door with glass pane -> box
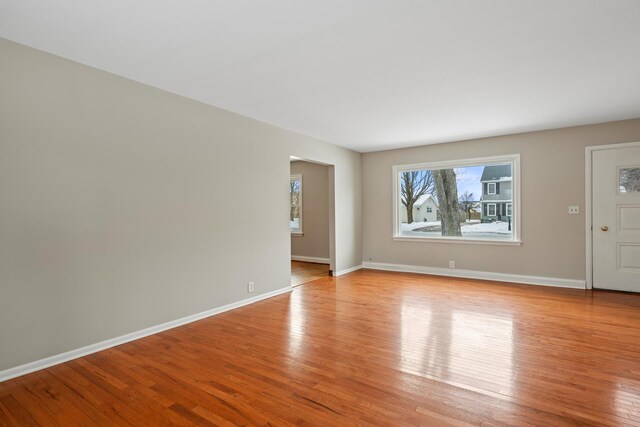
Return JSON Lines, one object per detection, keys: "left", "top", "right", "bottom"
{"left": 592, "top": 145, "right": 640, "bottom": 292}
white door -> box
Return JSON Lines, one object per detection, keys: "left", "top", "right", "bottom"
{"left": 592, "top": 145, "right": 640, "bottom": 292}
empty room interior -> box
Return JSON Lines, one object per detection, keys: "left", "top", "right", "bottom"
{"left": 2, "top": 1, "right": 640, "bottom": 425}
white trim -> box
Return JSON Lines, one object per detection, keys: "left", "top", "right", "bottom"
{"left": 506, "top": 202, "right": 513, "bottom": 217}
{"left": 585, "top": 146, "right": 593, "bottom": 289}
{"left": 392, "top": 236, "right": 522, "bottom": 246}
{"left": 0, "top": 286, "right": 292, "bottom": 383}
{"left": 392, "top": 154, "right": 521, "bottom": 243}
{"left": 393, "top": 154, "right": 523, "bottom": 172}
{"left": 392, "top": 165, "right": 400, "bottom": 238}
{"left": 362, "top": 262, "right": 586, "bottom": 289}
{"left": 585, "top": 140, "right": 640, "bottom": 290}
{"left": 487, "top": 203, "right": 497, "bottom": 216}
{"left": 333, "top": 264, "right": 362, "bottom": 276}
{"left": 487, "top": 182, "right": 497, "bottom": 195}
{"left": 291, "top": 255, "right": 330, "bottom": 264}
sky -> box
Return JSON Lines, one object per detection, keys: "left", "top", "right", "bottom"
{"left": 454, "top": 166, "right": 483, "bottom": 201}
{"left": 402, "top": 165, "right": 501, "bottom": 203}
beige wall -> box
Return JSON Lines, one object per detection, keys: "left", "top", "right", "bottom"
{"left": 362, "top": 119, "right": 640, "bottom": 280}
{"left": 290, "top": 161, "right": 330, "bottom": 260}
{"left": 0, "top": 38, "right": 362, "bottom": 372}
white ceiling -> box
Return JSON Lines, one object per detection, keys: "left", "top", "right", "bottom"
{"left": 2, "top": 1, "right": 640, "bottom": 152}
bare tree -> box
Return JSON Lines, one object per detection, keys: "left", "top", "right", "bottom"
{"left": 620, "top": 168, "right": 640, "bottom": 192}
{"left": 434, "top": 169, "right": 461, "bottom": 236}
{"left": 458, "top": 191, "right": 475, "bottom": 221}
{"left": 400, "top": 170, "right": 434, "bottom": 223}
{"left": 290, "top": 180, "right": 300, "bottom": 221}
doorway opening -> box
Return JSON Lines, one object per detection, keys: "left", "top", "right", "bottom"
{"left": 289, "top": 157, "right": 336, "bottom": 286}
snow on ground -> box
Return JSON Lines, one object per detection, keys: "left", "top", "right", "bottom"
{"left": 400, "top": 221, "right": 441, "bottom": 231}
{"left": 461, "top": 221, "right": 511, "bottom": 235}
{"left": 401, "top": 220, "right": 512, "bottom": 239}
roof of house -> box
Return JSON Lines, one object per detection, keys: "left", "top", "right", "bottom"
{"left": 415, "top": 194, "right": 438, "bottom": 207}
{"left": 481, "top": 164, "right": 512, "bottom": 181}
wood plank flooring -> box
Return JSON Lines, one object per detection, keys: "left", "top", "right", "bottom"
{"left": 291, "top": 261, "right": 330, "bottom": 286}
{"left": 1, "top": 269, "right": 640, "bottom": 426}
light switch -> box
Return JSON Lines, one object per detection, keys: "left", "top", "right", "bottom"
{"left": 568, "top": 205, "right": 580, "bottom": 215}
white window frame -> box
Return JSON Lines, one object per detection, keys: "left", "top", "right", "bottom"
{"left": 487, "top": 182, "right": 497, "bottom": 195}
{"left": 506, "top": 202, "right": 512, "bottom": 217}
{"left": 290, "top": 174, "right": 303, "bottom": 235}
{"left": 487, "top": 203, "right": 497, "bottom": 216}
{"left": 392, "top": 154, "right": 521, "bottom": 246}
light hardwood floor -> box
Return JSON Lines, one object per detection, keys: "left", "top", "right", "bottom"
{"left": 291, "top": 260, "right": 330, "bottom": 287}
{"left": 1, "top": 270, "right": 640, "bottom": 425}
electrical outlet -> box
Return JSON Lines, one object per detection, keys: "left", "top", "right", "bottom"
{"left": 449, "top": 260, "right": 455, "bottom": 269}
{"left": 247, "top": 282, "right": 255, "bottom": 293}
{"left": 568, "top": 205, "right": 579, "bottom": 215}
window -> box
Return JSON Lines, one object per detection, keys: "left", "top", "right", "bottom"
{"left": 393, "top": 154, "right": 520, "bottom": 244}
{"left": 619, "top": 167, "right": 640, "bottom": 193}
{"left": 290, "top": 174, "right": 302, "bottom": 234}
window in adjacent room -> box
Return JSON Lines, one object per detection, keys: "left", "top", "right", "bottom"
{"left": 290, "top": 174, "right": 302, "bottom": 234}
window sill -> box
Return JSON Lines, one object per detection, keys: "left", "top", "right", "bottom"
{"left": 392, "top": 236, "right": 522, "bottom": 246}
{"left": 291, "top": 232, "right": 304, "bottom": 236}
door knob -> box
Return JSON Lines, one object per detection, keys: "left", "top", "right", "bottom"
{"left": 601, "top": 226, "right": 609, "bottom": 232}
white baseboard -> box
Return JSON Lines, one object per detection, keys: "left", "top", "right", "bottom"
{"left": 291, "top": 255, "right": 330, "bottom": 264}
{"left": 362, "top": 262, "right": 586, "bottom": 289}
{"left": 333, "top": 264, "right": 363, "bottom": 276}
{"left": 0, "top": 286, "right": 292, "bottom": 383}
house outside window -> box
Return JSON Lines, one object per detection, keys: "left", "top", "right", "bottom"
{"left": 393, "top": 154, "right": 520, "bottom": 244}
{"left": 480, "top": 164, "right": 513, "bottom": 225}
{"left": 290, "top": 174, "right": 302, "bottom": 234}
